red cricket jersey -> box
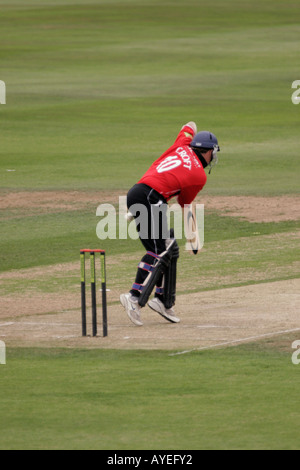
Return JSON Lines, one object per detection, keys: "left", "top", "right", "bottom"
{"left": 138, "top": 124, "right": 207, "bottom": 207}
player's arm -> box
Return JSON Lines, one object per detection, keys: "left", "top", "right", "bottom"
{"left": 173, "top": 122, "right": 198, "bottom": 147}
{"left": 182, "top": 121, "right": 197, "bottom": 136}
{"left": 177, "top": 185, "right": 199, "bottom": 208}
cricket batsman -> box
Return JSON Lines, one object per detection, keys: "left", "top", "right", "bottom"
{"left": 120, "top": 122, "right": 220, "bottom": 326}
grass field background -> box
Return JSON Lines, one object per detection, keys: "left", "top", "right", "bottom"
{"left": 1, "top": 344, "right": 299, "bottom": 450}
{"left": 0, "top": 0, "right": 299, "bottom": 450}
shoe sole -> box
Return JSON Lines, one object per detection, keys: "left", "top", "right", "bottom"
{"left": 148, "top": 300, "right": 180, "bottom": 324}
{"left": 120, "top": 294, "right": 143, "bottom": 327}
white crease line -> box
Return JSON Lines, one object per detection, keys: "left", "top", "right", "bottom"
{"left": 1, "top": 321, "right": 79, "bottom": 327}
{"left": 53, "top": 335, "right": 79, "bottom": 339}
{"left": 196, "top": 325, "right": 233, "bottom": 329}
{"left": 169, "top": 328, "right": 300, "bottom": 356}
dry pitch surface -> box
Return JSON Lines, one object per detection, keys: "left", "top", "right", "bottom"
{"left": 0, "top": 278, "right": 299, "bottom": 352}
{"left": 1, "top": 192, "right": 299, "bottom": 352}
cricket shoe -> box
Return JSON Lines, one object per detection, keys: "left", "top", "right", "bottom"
{"left": 120, "top": 293, "right": 143, "bottom": 327}
{"left": 148, "top": 297, "right": 180, "bottom": 324}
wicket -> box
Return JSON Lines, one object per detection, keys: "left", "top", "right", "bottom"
{"left": 80, "top": 249, "right": 108, "bottom": 337}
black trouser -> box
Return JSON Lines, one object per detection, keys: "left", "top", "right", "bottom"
{"left": 127, "top": 184, "right": 169, "bottom": 299}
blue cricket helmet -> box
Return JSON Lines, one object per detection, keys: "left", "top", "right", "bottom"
{"left": 190, "top": 131, "right": 220, "bottom": 173}
{"left": 190, "top": 131, "right": 220, "bottom": 152}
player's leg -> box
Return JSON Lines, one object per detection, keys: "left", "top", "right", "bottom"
{"left": 161, "top": 229, "right": 179, "bottom": 309}
{"left": 121, "top": 184, "right": 180, "bottom": 325}
{"left": 121, "top": 184, "right": 167, "bottom": 325}
{"left": 137, "top": 238, "right": 175, "bottom": 307}
{"left": 127, "top": 184, "right": 168, "bottom": 295}
{"left": 148, "top": 234, "right": 180, "bottom": 323}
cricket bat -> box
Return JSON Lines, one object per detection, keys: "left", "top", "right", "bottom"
{"left": 184, "top": 202, "right": 201, "bottom": 255}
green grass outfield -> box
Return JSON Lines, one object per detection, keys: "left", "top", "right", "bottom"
{"left": 0, "top": 342, "right": 299, "bottom": 451}
{"left": 0, "top": 0, "right": 299, "bottom": 450}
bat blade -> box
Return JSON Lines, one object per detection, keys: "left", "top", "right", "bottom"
{"left": 184, "top": 203, "right": 201, "bottom": 255}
